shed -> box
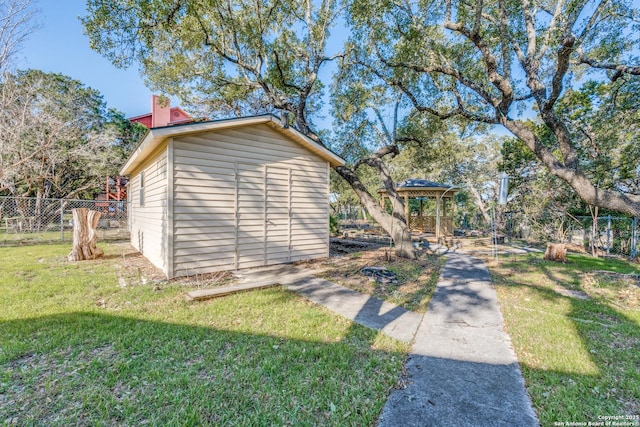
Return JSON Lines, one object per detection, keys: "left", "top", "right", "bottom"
{"left": 378, "top": 179, "right": 458, "bottom": 239}
{"left": 120, "top": 114, "right": 345, "bottom": 279}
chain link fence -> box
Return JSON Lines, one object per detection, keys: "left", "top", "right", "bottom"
{"left": 565, "top": 215, "right": 638, "bottom": 258}
{"left": 0, "top": 196, "right": 129, "bottom": 246}
{"left": 504, "top": 212, "right": 638, "bottom": 259}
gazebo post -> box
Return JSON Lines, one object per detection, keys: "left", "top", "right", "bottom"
{"left": 419, "top": 198, "right": 424, "bottom": 231}
{"left": 443, "top": 197, "right": 448, "bottom": 235}
{"left": 436, "top": 196, "right": 441, "bottom": 241}
{"left": 403, "top": 192, "right": 410, "bottom": 227}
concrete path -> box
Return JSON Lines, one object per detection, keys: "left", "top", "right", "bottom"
{"left": 377, "top": 252, "right": 539, "bottom": 426}
{"left": 234, "top": 264, "right": 422, "bottom": 343}
{"left": 234, "top": 255, "right": 539, "bottom": 426}
{"left": 284, "top": 276, "right": 423, "bottom": 343}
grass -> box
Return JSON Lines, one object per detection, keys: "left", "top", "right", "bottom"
{"left": 0, "top": 228, "right": 128, "bottom": 246}
{"left": 0, "top": 243, "right": 409, "bottom": 426}
{"left": 487, "top": 251, "right": 640, "bottom": 425}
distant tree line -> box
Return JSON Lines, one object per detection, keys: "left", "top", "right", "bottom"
{"left": 0, "top": 0, "right": 146, "bottom": 201}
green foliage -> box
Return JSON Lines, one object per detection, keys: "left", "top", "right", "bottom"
{"left": 329, "top": 214, "right": 340, "bottom": 235}
{"left": 499, "top": 78, "right": 640, "bottom": 239}
{"left": 555, "top": 78, "right": 640, "bottom": 193}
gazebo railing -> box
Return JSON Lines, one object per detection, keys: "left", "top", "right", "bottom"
{"left": 409, "top": 215, "right": 454, "bottom": 235}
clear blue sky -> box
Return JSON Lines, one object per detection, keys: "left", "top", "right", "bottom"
{"left": 19, "top": 0, "right": 154, "bottom": 118}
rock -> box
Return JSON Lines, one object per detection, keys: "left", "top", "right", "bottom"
{"left": 362, "top": 267, "right": 398, "bottom": 284}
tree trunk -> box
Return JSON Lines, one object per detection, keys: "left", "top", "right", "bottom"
{"left": 466, "top": 180, "right": 492, "bottom": 226}
{"left": 335, "top": 166, "right": 416, "bottom": 259}
{"left": 67, "top": 208, "right": 104, "bottom": 261}
{"left": 544, "top": 243, "right": 567, "bottom": 263}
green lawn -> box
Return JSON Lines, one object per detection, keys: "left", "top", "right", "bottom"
{"left": 488, "top": 252, "right": 640, "bottom": 425}
{"left": 0, "top": 228, "right": 128, "bottom": 246}
{"left": 0, "top": 243, "right": 409, "bottom": 426}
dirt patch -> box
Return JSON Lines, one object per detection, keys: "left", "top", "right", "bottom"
{"left": 299, "top": 241, "right": 444, "bottom": 313}
{"left": 583, "top": 272, "right": 640, "bottom": 309}
{"left": 86, "top": 241, "right": 438, "bottom": 309}
{"left": 100, "top": 243, "right": 236, "bottom": 290}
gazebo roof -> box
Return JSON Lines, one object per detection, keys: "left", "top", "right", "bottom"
{"left": 396, "top": 179, "right": 456, "bottom": 190}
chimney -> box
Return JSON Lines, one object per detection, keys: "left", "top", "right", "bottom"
{"left": 151, "top": 95, "right": 171, "bottom": 128}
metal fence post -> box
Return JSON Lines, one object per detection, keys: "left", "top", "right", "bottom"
{"left": 606, "top": 215, "right": 611, "bottom": 256}
{"left": 60, "top": 199, "right": 64, "bottom": 242}
{"left": 632, "top": 217, "right": 638, "bottom": 259}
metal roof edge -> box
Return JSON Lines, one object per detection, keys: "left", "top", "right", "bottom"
{"left": 120, "top": 114, "right": 345, "bottom": 176}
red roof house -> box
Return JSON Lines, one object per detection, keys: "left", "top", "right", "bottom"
{"left": 129, "top": 95, "right": 192, "bottom": 128}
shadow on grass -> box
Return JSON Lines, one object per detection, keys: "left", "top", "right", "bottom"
{"left": 0, "top": 309, "right": 404, "bottom": 426}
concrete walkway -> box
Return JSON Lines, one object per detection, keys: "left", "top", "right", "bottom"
{"left": 377, "top": 252, "right": 538, "bottom": 426}
{"left": 235, "top": 255, "right": 539, "bottom": 426}
{"left": 234, "top": 264, "right": 422, "bottom": 343}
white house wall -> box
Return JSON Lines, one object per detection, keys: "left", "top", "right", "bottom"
{"left": 128, "top": 143, "right": 169, "bottom": 275}
{"left": 172, "top": 123, "right": 329, "bottom": 277}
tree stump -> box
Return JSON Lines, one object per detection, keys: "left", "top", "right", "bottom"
{"left": 67, "top": 208, "right": 104, "bottom": 261}
{"left": 544, "top": 243, "right": 567, "bottom": 263}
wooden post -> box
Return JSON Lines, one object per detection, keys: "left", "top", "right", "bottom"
{"left": 67, "top": 208, "right": 104, "bottom": 261}
{"left": 404, "top": 193, "right": 409, "bottom": 227}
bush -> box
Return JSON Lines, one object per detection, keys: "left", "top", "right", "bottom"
{"left": 329, "top": 215, "right": 340, "bottom": 236}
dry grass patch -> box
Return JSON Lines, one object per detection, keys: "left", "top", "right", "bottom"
{"left": 301, "top": 244, "right": 444, "bottom": 313}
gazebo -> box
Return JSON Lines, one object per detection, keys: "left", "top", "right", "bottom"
{"left": 379, "top": 179, "right": 458, "bottom": 239}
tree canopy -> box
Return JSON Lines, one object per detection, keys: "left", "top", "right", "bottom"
{"left": 346, "top": 0, "right": 640, "bottom": 216}
{"left": 83, "top": 0, "right": 640, "bottom": 255}
{"left": 0, "top": 69, "right": 146, "bottom": 199}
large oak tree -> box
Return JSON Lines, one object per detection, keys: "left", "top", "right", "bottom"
{"left": 347, "top": 0, "right": 640, "bottom": 216}
{"left": 83, "top": 0, "right": 419, "bottom": 257}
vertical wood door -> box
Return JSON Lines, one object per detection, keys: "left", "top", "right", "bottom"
{"left": 235, "top": 163, "right": 291, "bottom": 269}
{"left": 236, "top": 163, "right": 266, "bottom": 269}
{"left": 265, "top": 166, "right": 292, "bottom": 264}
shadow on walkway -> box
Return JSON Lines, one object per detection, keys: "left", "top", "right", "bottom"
{"left": 377, "top": 252, "right": 539, "bottom": 427}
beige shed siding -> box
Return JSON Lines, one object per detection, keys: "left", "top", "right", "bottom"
{"left": 129, "top": 144, "right": 169, "bottom": 275}
{"left": 172, "top": 123, "right": 329, "bottom": 276}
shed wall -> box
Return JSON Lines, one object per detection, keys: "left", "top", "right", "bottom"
{"left": 172, "top": 123, "right": 329, "bottom": 276}
{"left": 128, "top": 143, "right": 169, "bottom": 275}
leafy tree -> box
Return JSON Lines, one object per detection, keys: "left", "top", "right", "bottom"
{"left": 500, "top": 133, "right": 586, "bottom": 241}
{"left": 0, "top": 70, "right": 143, "bottom": 199}
{"left": 347, "top": 0, "right": 640, "bottom": 217}
{"left": 83, "top": 0, "right": 419, "bottom": 257}
{"left": 0, "top": 0, "right": 39, "bottom": 74}
{"left": 500, "top": 77, "right": 640, "bottom": 245}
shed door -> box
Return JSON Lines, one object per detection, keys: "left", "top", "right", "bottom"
{"left": 235, "top": 163, "right": 291, "bottom": 269}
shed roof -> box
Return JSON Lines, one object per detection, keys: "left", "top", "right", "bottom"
{"left": 120, "top": 114, "right": 345, "bottom": 175}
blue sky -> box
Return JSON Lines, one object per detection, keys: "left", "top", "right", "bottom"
{"left": 17, "top": 1, "right": 342, "bottom": 127}
{"left": 19, "top": 0, "right": 153, "bottom": 118}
